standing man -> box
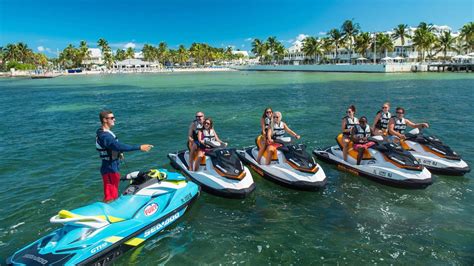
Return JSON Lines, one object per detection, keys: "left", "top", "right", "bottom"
{"left": 187, "top": 111, "right": 205, "bottom": 171}
{"left": 96, "top": 110, "right": 153, "bottom": 202}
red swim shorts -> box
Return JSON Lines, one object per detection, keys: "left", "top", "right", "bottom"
{"left": 353, "top": 141, "right": 375, "bottom": 150}
{"left": 102, "top": 172, "right": 121, "bottom": 202}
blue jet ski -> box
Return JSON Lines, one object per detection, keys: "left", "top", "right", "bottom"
{"left": 7, "top": 169, "right": 199, "bottom": 266}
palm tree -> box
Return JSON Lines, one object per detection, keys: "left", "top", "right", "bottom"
{"left": 320, "top": 37, "right": 335, "bottom": 63}
{"left": 177, "top": 45, "right": 189, "bottom": 66}
{"left": 16, "top": 42, "right": 33, "bottom": 63}
{"left": 459, "top": 22, "right": 474, "bottom": 53}
{"left": 329, "top": 29, "right": 344, "bottom": 63}
{"left": 354, "top": 32, "right": 372, "bottom": 58}
{"left": 125, "top": 47, "right": 135, "bottom": 59}
{"left": 391, "top": 24, "right": 410, "bottom": 57}
{"left": 157, "top": 42, "right": 168, "bottom": 65}
{"left": 141, "top": 44, "right": 155, "bottom": 61}
{"left": 78, "top": 40, "right": 91, "bottom": 68}
{"left": 3, "top": 43, "right": 20, "bottom": 62}
{"left": 273, "top": 42, "right": 286, "bottom": 63}
{"left": 115, "top": 49, "right": 126, "bottom": 61}
{"left": 266, "top": 36, "right": 279, "bottom": 62}
{"left": 97, "top": 38, "right": 113, "bottom": 68}
{"left": 302, "top": 36, "right": 323, "bottom": 64}
{"left": 412, "top": 22, "right": 435, "bottom": 62}
{"left": 59, "top": 44, "right": 79, "bottom": 68}
{"left": 376, "top": 33, "right": 394, "bottom": 58}
{"left": 251, "top": 38, "right": 269, "bottom": 63}
{"left": 341, "top": 19, "right": 360, "bottom": 63}
{"left": 437, "top": 31, "right": 456, "bottom": 62}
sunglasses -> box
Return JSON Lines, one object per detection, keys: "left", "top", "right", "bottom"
{"left": 346, "top": 110, "right": 352, "bottom": 113}
{"left": 396, "top": 112, "right": 404, "bottom": 114}
{"left": 266, "top": 111, "right": 273, "bottom": 113}
{"left": 196, "top": 115, "right": 203, "bottom": 118}
{"left": 382, "top": 106, "right": 389, "bottom": 109}
{"left": 106, "top": 117, "right": 115, "bottom": 120}
{"left": 204, "top": 122, "right": 211, "bottom": 125}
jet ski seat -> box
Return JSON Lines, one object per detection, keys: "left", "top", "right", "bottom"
{"left": 59, "top": 195, "right": 151, "bottom": 223}
{"left": 336, "top": 134, "right": 372, "bottom": 160}
{"left": 256, "top": 135, "right": 278, "bottom": 161}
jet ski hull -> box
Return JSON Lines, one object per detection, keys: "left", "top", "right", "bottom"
{"left": 168, "top": 150, "right": 255, "bottom": 199}
{"left": 7, "top": 170, "right": 199, "bottom": 266}
{"left": 313, "top": 147, "right": 432, "bottom": 189}
{"left": 237, "top": 147, "right": 327, "bottom": 190}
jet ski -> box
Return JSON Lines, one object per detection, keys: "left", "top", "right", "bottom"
{"left": 237, "top": 135, "right": 327, "bottom": 190}
{"left": 7, "top": 169, "right": 199, "bottom": 266}
{"left": 168, "top": 141, "right": 255, "bottom": 198}
{"left": 313, "top": 134, "right": 432, "bottom": 189}
{"left": 401, "top": 129, "right": 470, "bottom": 176}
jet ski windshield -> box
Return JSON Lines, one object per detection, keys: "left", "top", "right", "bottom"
{"left": 206, "top": 148, "right": 245, "bottom": 180}
{"left": 405, "top": 132, "right": 461, "bottom": 160}
{"left": 278, "top": 144, "right": 318, "bottom": 173}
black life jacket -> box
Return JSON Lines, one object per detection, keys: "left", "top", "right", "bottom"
{"left": 272, "top": 121, "right": 286, "bottom": 139}
{"left": 353, "top": 124, "right": 371, "bottom": 143}
{"left": 375, "top": 110, "right": 391, "bottom": 130}
{"left": 392, "top": 117, "right": 407, "bottom": 134}
{"left": 191, "top": 120, "right": 203, "bottom": 140}
{"left": 96, "top": 129, "right": 121, "bottom": 161}
{"left": 343, "top": 116, "right": 359, "bottom": 135}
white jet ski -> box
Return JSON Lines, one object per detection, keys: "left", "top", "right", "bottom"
{"left": 401, "top": 129, "right": 470, "bottom": 176}
{"left": 237, "top": 136, "right": 327, "bottom": 190}
{"left": 313, "top": 134, "right": 432, "bottom": 189}
{"left": 168, "top": 141, "right": 255, "bottom": 198}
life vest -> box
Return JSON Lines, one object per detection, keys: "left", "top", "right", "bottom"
{"left": 96, "top": 129, "right": 121, "bottom": 161}
{"left": 191, "top": 120, "right": 203, "bottom": 141}
{"left": 343, "top": 116, "right": 359, "bottom": 135}
{"left": 375, "top": 110, "right": 391, "bottom": 130}
{"left": 272, "top": 121, "right": 286, "bottom": 139}
{"left": 392, "top": 117, "right": 407, "bottom": 134}
{"left": 353, "top": 124, "right": 371, "bottom": 143}
{"left": 202, "top": 129, "right": 216, "bottom": 143}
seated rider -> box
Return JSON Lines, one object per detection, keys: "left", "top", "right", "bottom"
{"left": 388, "top": 107, "right": 429, "bottom": 142}
{"left": 188, "top": 111, "right": 205, "bottom": 171}
{"left": 260, "top": 111, "right": 300, "bottom": 165}
{"left": 351, "top": 116, "right": 375, "bottom": 165}
{"left": 372, "top": 102, "right": 391, "bottom": 136}
{"left": 256, "top": 107, "right": 273, "bottom": 164}
{"left": 195, "top": 118, "right": 227, "bottom": 171}
{"left": 341, "top": 105, "right": 358, "bottom": 162}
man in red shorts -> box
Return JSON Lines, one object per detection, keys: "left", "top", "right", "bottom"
{"left": 96, "top": 110, "right": 153, "bottom": 202}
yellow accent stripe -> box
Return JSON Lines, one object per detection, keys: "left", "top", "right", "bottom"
{"left": 58, "top": 210, "right": 124, "bottom": 223}
{"left": 105, "top": 236, "right": 123, "bottom": 243}
{"left": 125, "top": 237, "right": 145, "bottom": 246}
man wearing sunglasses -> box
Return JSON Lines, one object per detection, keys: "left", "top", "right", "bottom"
{"left": 187, "top": 111, "right": 205, "bottom": 171}
{"left": 388, "top": 107, "right": 429, "bottom": 142}
{"left": 96, "top": 110, "right": 153, "bottom": 202}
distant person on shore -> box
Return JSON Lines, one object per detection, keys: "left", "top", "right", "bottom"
{"left": 96, "top": 110, "right": 153, "bottom": 202}
{"left": 351, "top": 116, "right": 375, "bottom": 165}
{"left": 188, "top": 111, "right": 205, "bottom": 171}
{"left": 388, "top": 107, "right": 429, "bottom": 142}
{"left": 256, "top": 107, "right": 274, "bottom": 164}
{"left": 342, "top": 105, "right": 359, "bottom": 162}
{"left": 372, "top": 102, "right": 391, "bottom": 136}
{"left": 195, "top": 118, "right": 227, "bottom": 171}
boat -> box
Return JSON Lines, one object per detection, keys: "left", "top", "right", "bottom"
{"left": 313, "top": 134, "right": 432, "bottom": 189}
{"left": 7, "top": 169, "right": 199, "bottom": 266}
{"left": 401, "top": 129, "right": 470, "bottom": 176}
{"left": 237, "top": 136, "right": 327, "bottom": 190}
{"left": 168, "top": 144, "right": 255, "bottom": 198}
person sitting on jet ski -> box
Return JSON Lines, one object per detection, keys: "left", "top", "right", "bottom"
{"left": 187, "top": 111, "right": 205, "bottom": 171}
{"left": 256, "top": 107, "right": 274, "bottom": 164}
{"left": 341, "top": 105, "right": 359, "bottom": 161}
{"left": 351, "top": 116, "right": 376, "bottom": 165}
{"left": 272, "top": 111, "right": 301, "bottom": 144}
{"left": 388, "top": 107, "right": 429, "bottom": 142}
{"left": 372, "top": 102, "right": 391, "bottom": 136}
{"left": 96, "top": 110, "right": 153, "bottom": 202}
{"left": 195, "top": 118, "right": 227, "bottom": 171}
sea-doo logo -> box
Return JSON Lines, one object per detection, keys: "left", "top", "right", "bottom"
{"left": 144, "top": 212, "right": 180, "bottom": 238}
{"left": 144, "top": 203, "right": 158, "bottom": 216}
{"left": 22, "top": 254, "right": 48, "bottom": 265}
{"left": 91, "top": 242, "right": 108, "bottom": 254}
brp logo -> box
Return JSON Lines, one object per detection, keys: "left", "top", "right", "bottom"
{"left": 234, "top": 169, "right": 239, "bottom": 174}
{"left": 144, "top": 203, "right": 158, "bottom": 216}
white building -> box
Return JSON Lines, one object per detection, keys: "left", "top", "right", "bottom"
{"left": 82, "top": 48, "right": 103, "bottom": 65}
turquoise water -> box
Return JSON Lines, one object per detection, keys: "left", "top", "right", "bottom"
{"left": 0, "top": 72, "right": 473, "bottom": 264}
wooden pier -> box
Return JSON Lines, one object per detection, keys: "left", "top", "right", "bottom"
{"left": 427, "top": 63, "right": 474, "bottom": 72}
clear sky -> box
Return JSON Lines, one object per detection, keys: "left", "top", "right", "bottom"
{"left": 0, "top": 0, "right": 472, "bottom": 56}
